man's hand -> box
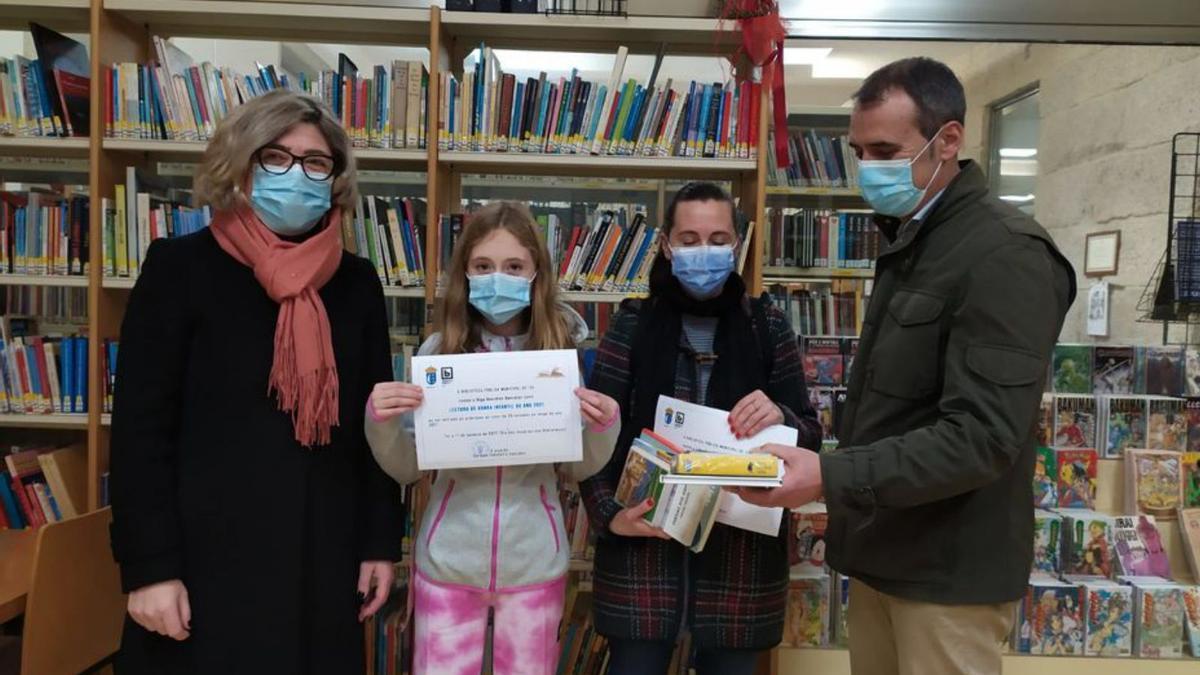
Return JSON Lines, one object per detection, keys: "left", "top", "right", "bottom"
{"left": 734, "top": 443, "right": 823, "bottom": 509}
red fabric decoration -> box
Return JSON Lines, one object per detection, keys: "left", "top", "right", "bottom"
{"left": 718, "top": 1, "right": 790, "bottom": 168}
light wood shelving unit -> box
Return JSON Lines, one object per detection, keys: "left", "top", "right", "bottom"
{"left": 0, "top": 274, "right": 90, "bottom": 288}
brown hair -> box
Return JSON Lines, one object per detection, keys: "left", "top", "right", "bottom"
{"left": 437, "top": 201, "right": 573, "bottom": 354}
{"left": 193, "top": 89, "right": 357, "bottom": 211}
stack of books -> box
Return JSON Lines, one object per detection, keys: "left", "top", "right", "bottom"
{"left": 764, "top": 207, "right": 878, "bottom": 270}
{"left": 0, "top": 24, "right": 90, "bottom": 138}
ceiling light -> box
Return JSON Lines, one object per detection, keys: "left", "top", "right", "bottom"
{"left": 999, "top": 148, "right": 1037, "bottom": 158}
{"left": 783, "top": 47, "right": 833, "bottom": 65}
{"left": 999, "top": 194, "right": 1036, "bottom": 203}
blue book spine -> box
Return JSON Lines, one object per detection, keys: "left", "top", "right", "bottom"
{"left": 0, "top": 339, "right": 10, "bottom": 412}
{"left": 586, "top": 84, "right": 607, "bottom": 146}
{"left": 43, "top": 486, "right": 62, "bottom": 521}
{"left": 473, "top": 45, "right": 484, "bottom": 141}
{"left": 0, "top": 473, "right": 25, "bottom": 528}
{"left": 682, "top": 82, "right": 698, "bottom": 154}
{"left": 24, "top": 345, "right": 42, "bottom": 410}
{"left": 839, "top": 215, "right": 848, "bottom": 267}
{"left": 14, "top": 209, "right": 24, "bottom": 272}
{"left": 696, "top": 84, "right": 713, "bottom": 153}
{"left": 511, "top": 81, "right": 524, "bottom": 140}
{"left": 535, "top": 81, "right": 552, "bottom": 146}
{"left": 447, "top": 77, "right": 456, "bottom": 143}
{"left": 621, "top": 86, "right": 645, "bottom": 150}
{"left": 625, "top": 226, "right": 655, "bottom": 288}
{"left": 62, "top": 337, "right": 73, "bottom": 413}
{"left": 75, "top": 336, "right": 87, "bottom": 414}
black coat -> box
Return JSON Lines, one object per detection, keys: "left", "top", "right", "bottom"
{"left": 822, "top": 161, "right": 1076, "bottom": 605}
{"left": 109, "top": 229, "right": 404, "bottom": 674}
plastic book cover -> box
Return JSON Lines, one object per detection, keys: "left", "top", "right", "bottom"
{"left": 1033, "top": 446, "right": 1058, "bottom": 509}
{"left": 1144, "top": 346, "right": 1185, "bottom": 397}
{"left": 1054, "top": 396, "right": 1096, "bottom": 449}
{"left": 1147, "top": 397, "right": 1188, "bottom": 452}
{"left": 1062, "top": 510, "right": 1114, "bottom": 578}
{"left": 1033, "top": 510, "right": 1063, "bottom": 575}
{"left": 1037, "top": 394, "right": 1054, "bottom": 448}
{"left": 1083, "top": 581, "right": 1133, "bottom": 657}
{"left": 1056, "top": 448, "right": 1098, "bottom": 509}
{"left": 1054, "top": 344, "right": 1093, "bottom": 394}
{"left": 808, "top": 388, "right": 836, "bottom": 441}
{"left": 802, "top": 338, "right": 843, "bottom": 387}
{"left": 1134, "top": 584, "right": 1185, "bottom": 658}
{"left": 1184, "top": 586, "right": 1200, "bottom": 658}
{"left": 1183, "top": 452, "right": 1200, "bottom": 508}
{"left": 1126, "top": 449, "right": 1183, "bottom": 521}
{"left": 789, "top": 503, "right": 827, "bottom": 571}
{"left": 1022, "top": 579, "right": 1084, "bottom": 655}
{"left": 1189, "top": 399, "right": 1200, "bottom": 452}
{"left": 782, "top": 573, "right": 830, "bottom": 648}
{"left": 1093, "top": 346, "right": 1135, "bottom": 395}
{"left": 841, "top": 338, "right": 859, "bottom": 382}
{"left": 1103, "top": 396, "right": 1146, "bottom": 458}
{"left": 1188, "top": 348, "right": 1200, "bottom": 396}
{"left": 834, "top": 574, "right": 850, "bottom": 649}
{"left": 614, "top": 440, "right": 669, "bottom": 511}
{"left": 1181, "top": 508, "right": 1200, "bottom": 582}
{"left": 1113, "top": 515, "right": 1171, "bottom": 578}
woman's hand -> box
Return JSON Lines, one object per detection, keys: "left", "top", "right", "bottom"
{"left": 729, "top": 389, "right": 784, "bottom": 439}
{"left": 369, "top": 382, "right": 424, "bottom": 421}
{"left": 609, "top": 498, "right": 672, "bottom": 540}
{"left": 128, "top": 579, "right": 191, "bottom": 641}
{"left": 576, "top": 387, "right": 619, "bottom": 431}
{"left": 358, "top": 561, "right": 394, "bottom": 621}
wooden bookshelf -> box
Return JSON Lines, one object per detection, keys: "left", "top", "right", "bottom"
{"left": 763, "top": 267, "right": 875, "bottom": 280}
{"left": 439, "top": 11, "right": 739, "bottom": 55}
{"left": 0, "top": 136, "right": 90, "bottom": 158}
{"left": 0, "top": 274, "right": 90, "bottom": 288}
{"left": 100, "top": 277, "right": 136, "bottom": 290}
{"left": 102, "top": 138, "right": 427, "bottom": 170}
{"left": 766, "top": 186, "right": 863, "bottom": 198}
{"left": 0, "top": 413, "right": 89, "bottom": 430}
{"left": 439, "top": 151, "right": 757, "bottom": 180}
{"left": 0, "top": 0, "right": 89, "bottom": 31}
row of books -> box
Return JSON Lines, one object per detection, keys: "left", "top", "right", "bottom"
{"left": 767, "top": 129, "right": 859, "bottom": 189}
{"left": 1031, "top": 508, "right": 1177, "bottom": 579}
{"left": 1036, "top": 394, "right": 1198, "bottom": 457}
{"left": 106, "top": 37, "right": 429, "bottom": 149}
{"left": 783, "top": 570, "right": 850, "bottom": 649}
{"left": 0, "top": 189, "right": 90, "bottom": 277}
{"left": 1014, "top": 573, "right": 1200, "bottom": 658}
{"left": 1053, "top": 343, "right": 1197, "bottom": 398}
{"left": 345, "top": 197, "right": 428, "bottom": 289}
{"left": 764, "top": 207, "right": 878, "bottom": 270}
{"left": 1, "top": 286, "right": 87, "bottom": 322}
{"left": 0, "top": 322, "right": 88, "bottom": 416}
{"left": 102, "top": 168, "right": 209, "bottom": 278}
{"left": 439, "top": 45, "right": 761, "bottom": 160}
{"left": 0, "top": 24, "right": 90, "bottom": 138}
{"left": 0, "top": 445, "right": 86, "bottom": 529}
{"left": 771, "top": 281, "right": 869, "bottom": 340}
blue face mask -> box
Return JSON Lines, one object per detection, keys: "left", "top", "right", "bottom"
{"left": 250, "top": 165, "right": 332, "bottom": 236}
{"left": 670, "top": 245, "right": 736, "bottom": 299}
{"left": 468, "top": 272, "right": 533, "bottom": 326}
{"left": 857, "top": 129, "right": 946, "bottom": 218}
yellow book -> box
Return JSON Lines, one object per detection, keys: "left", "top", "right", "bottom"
{"left": 673, "top": 453, "right": 780, "bottom": 478}
{"left": 114, "top": 185, "right": 129, "bottom": 277}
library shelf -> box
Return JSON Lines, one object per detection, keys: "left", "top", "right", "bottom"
{"left": 0, "top": 413, "right": 88, "bottom": 430}
{"left": 763, "top": 267, "right": 875, "bottom": 280}
{"left": 438, "top": 11, "right": 738, "bottom": 55}
{"left": 101, "top": 278, "right": 136, "bottom": 290}
{"left": 773, "top": 648, "right": 1200, "bottom": 675}
{"left": 101, "top": 414, "right": 111, "bottom": 427}
{"left": 439, "top": 151, "right": 755, "bottom": 180}
{"left": 382, "top": 286, "right": 425, "bottom": 299}
{"left": 103, "top": 0, "right": 430, "bottom": 44}
{"left": 560, "top": 291, "right": 645, "bottom": 304}
{"left": 766, "top": 186, "right": 864, "bottom": 198}
{"left": 0, "top": 136, "right": 89, "bottom": 158}
{"left": 103, "top": 139, "right": 428, "bottom": 170}
{"left": 0, "top": 274, "right": 90, "bottom": 288}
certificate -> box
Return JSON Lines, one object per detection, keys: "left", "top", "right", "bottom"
{"left": 653, "top": 395, "right": 797, "bottom": 536}
{"left": 411, "top": 349, "right": 582, "bottom": 470}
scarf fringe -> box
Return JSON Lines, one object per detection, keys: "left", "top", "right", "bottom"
{"left": 269, "top": 315, "right": 340, "bottom": 448}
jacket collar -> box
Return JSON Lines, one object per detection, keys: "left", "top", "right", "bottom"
{"left": 875, "top": 159, "right": 988, "bottom": 261}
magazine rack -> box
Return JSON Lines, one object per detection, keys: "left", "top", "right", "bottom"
{"left": 1138, "top": 132, "right": 1200, "bottom": 344}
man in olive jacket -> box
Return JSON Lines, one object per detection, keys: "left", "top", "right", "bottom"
{"left": 739, "top": 58, "right": 1075, "bottom": 673}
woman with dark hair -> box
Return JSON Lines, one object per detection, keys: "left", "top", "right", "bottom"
{"left": 579, "top": 182, "right": 823, "bottom": 674}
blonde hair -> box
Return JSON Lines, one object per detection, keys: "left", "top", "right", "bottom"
{"left": 437, "top": 201, "right": 573, "bottom": 354}
{"left": 193, "top": 89, "right": 357, "bottom": 211}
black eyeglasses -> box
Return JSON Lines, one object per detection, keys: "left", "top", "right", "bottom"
{"left": 255, "top": 144, "right": 339, "bottom": 181}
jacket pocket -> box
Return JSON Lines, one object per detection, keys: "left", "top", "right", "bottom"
{"left": 425, "top": 479, "right": 456, "bottom": 548}
{"left": 869, "top": 288, "right": 947, "bottom": 399}
{"left": 539, "top": 484, "right": 561, "bottom": 554}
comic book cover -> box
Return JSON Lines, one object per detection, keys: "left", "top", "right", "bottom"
{"left": 842, "top": 338, "right": 859, "bottom": 384}
{"left": 1061, "top": 510, "right": 1115, "bottom": 578}
{"left": 1147, "top": 398, "right": 1188, "bottom": 452}
{"left": 1037, "top": 394, "right": 1055, "bottom": 448}
{"left": 1023, "top": 579, "right": 1085, "bottom": 655}
{"left": 1033, "top": 446, "right": 1058, "bottom": 509}
{"left": 1056, "top": 448, "right": 1098, "bottom": 509}
{"left": 1113, "top": 515, "right": 1171, "bottom": 578}
{"left": 803, "top": 338, "right": 844, "bottom": 387}
{"left": 1055, "top": 396, "right": 1097, "bottom": 449}
{"left": 1126, "top": 448, "right": 1183, "bottom": 521}
{"left": 1184, "top": 585, "right": 1200, "bottom": 658}
{"left": 1182, "top": 452, "right": 1200, "bottom": 508}
{"left": 782, "top": 572, "right": 831, "bottom": 648}
{"left": 834, "top": 574, "right": 851, "bottom": 649}
{"left": 1094, "top": 346, "right": 1135, "bottom": 395}
{"left": 1132, "top": 583, "right": 1185, "bottom": 658}
{"left": 1054, "top": 344, "right": 1094, "bottom": 394}
{"left": 1033, "top": 510, "right": 1064, "bottom": 575}
{"left": 789, "top": 503, "right": 828, "bottom": 572}
{"left": 1189, "top": 399, "right": 1200, "bottom": 453}
{"left": 1082, "top": 581, "right": 1134, "bottom": 657}
{"left": 1187, "top": 348, "right": 1200, "bottom": 396}
{"left": 808, "top": 388, "right": 836, "bottom": 441}
{"left": 1103, "top": 396, "right": 1147, "bottom": 458}
{"left": 1144, "top": 346, "right": 1185, "bottom": 397}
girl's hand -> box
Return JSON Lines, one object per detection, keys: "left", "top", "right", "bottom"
{"left": 575, "top": 387, "right": 619, "bottom": 431}
{"left": 358, "top": 561, "right": 394, "bottom": 621}
{"left": 369, "top": 382, "right": 424, "bottom": 421}
{"left": 728, "top": 389, "right": 784, "bottom": 439}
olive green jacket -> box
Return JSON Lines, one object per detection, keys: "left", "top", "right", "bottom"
{"left": 822, "top": 160, "right": 1076, "bottom": 605}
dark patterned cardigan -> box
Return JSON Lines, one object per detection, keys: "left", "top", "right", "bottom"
{"left": 579, "top": 295, "right": 823, "bottom": 649}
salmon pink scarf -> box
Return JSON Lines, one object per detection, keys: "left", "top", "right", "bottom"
{"left": 210, "top": 204, "right": 343, "bottom": 447}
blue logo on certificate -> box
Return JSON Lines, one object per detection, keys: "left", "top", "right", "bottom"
{"left": 664, "top": 407, "right": 674, "bottom": 426}
{"left": 425, "top": 366, "right": 437, "bottom": 386}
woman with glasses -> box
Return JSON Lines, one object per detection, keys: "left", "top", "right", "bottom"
{"left": 108, "top": 90, "right": 403, "bottom": 674}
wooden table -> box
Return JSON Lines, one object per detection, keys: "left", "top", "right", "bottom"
{"left": 0, "top": 529, "right": 37, "bottom": 624}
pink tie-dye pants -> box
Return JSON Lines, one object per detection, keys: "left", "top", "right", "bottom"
{"left": 413, "top": 569, "right": 566, "bottom": 675}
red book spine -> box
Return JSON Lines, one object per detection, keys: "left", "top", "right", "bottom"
{"left": 24, "top": 484, "right": 46, "bottom": 527}
{"left": 11, "top": 475, "right": 37, "bottom": 528}
{"left": 30, "top": 338, "right": 52, "bottom": 413}
{"left": 602, "top": 89, "right": 623, "bottom": 151}
{"left": 559, "top": 225, "right": 582, "bottom": 277}
{"left": 0, "top": 493, "right": 8, "bottom": 528}
{"left": 188, "top": 67, "right": 210, "bottom": 130}
{"left": 14, "top": 346, "right": 31, "bottom": 413}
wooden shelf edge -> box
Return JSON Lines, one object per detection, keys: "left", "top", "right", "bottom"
{"left": 440, "top": 151, "right": 755, "bottom": 178}
{"left": 0, "top": 413, "right": 89, "bottom": 429}
{"left": 0, "top": 274, "right": 89, "bottom": 288}
{"left": 763, "top": 267, "right": 875, "bottom": 280}
{"left": 103, "top": 138, "right": 428, "bottom": 164}
{"left": 560, "top": 291, "right": 646, "bottom": 303}
{"left": 766, "top": 186, "right": 864, "bottom": 198}
{"left": 102, "top": 277, "right": 137, "bottom": 290}
{"left": 382, "top": 286, "right": 425, "bottom": 299}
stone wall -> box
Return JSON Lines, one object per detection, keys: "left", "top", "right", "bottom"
{"left": 946, "top": 43, "right": 1200, "bottom": 344}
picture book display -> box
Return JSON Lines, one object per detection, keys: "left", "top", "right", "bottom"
{"left": 1147, "top": 398, "right": 1188, "bottom": 452}
{"left": 1113, "top": 515, "right": 1171, "bottom": 578}
{"left": 1130, "top": 581, "right": 1185, "bottom": 658}
{"left": 1144, "top": 346, "right": 1185, "bottom": 397}
{"left": 1016, "top": 577, "right": 1084, "bottom": 655}
{"left": 789, "top": 503, "right": 827, "bottom": 573}
{"left": 1054, "top": 396, "right": 1096, "bottom": 449}
{"left": 1033, "top": 446, "right": 1058, "bottom": 509}
{"left": 1054, "top": 345, "right": 1093, "bottom": 394}
{"left": 1102, "top": 396, "right": 1146, "bottom": 458}
{"left": 1180, "top": 507, "right": 1200, "bottom": 581}
{"left": 1183, "top": 451, "right": 1200, "bottom": 508}
{"left": 802, "top": 337, "right": 844, "bottom": 387}
{"left": 1032, "top": 510, "right": 1063, "bottom": 575}
{"left": 1093, "top": 346, "right": 1135, "bottom": 395}
{"left": 782, "top": 572, "right": 831, "bottom": 648}
{"left": 1082, "top": 580, "right": 1134, "bottom": 657}
{"left": 1060, "top": 510, "right": 1115, "bottom": 578}
{"left": 1125, "top": 449, "right": 1183, "bottom": 521}
{"left": 1056, "top": 448, "right": 1098, "bottom": 509}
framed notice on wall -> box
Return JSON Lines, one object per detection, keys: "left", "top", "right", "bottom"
{"left": 1085, "top": 230, "right": 1121, "bottom": 277}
